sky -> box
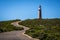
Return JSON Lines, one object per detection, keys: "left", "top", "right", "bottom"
{"left": 0, "top": 0, "right": 60, "bottom": 21}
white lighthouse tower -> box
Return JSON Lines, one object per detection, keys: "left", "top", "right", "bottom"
{"left": 38, "top": 5, "right": 42, "bottom": 20}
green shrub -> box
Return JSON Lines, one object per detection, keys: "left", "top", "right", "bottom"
{"left": 19, "top": 18, "right": 60, "bottom": 40}
{"left": 0, "top": 20, "right": 23, "bottom": 33}
{"left": 14, "top": 27, "right": 24, "bottom": 30}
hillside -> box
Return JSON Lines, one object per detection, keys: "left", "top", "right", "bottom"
{"left": 19, "top": 18, "right": 60, "bottom": 40}
{"left": 0, "top": 19, "right": 23, "bottom": 33}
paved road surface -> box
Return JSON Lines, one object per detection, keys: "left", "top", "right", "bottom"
{"left": 0, "top": 21, "right": 39, "bottom": 40}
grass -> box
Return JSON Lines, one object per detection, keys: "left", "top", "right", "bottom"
{"left": 19, "top": 18, "right": 60, "bottom": 40}
{"left": 0, "top": 19, "right": 24, "bottom": 33}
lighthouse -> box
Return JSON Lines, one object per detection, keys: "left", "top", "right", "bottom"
{"left": 38, "top": 5, "right": 42, "bottom": 20}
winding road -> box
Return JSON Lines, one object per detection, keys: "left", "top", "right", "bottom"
{"left": 0, "top": 21, "right": 39, "bottom": 40}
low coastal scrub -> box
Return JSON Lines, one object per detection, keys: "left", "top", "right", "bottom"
{"left": 0, "top": 19, "right": 24, "bottom": 33}
{"left": 19, "top": 18, "right": 60, "bottom": 40}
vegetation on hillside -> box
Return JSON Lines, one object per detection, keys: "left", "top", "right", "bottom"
{"left": 19, "top": 18, "right": 60, "bottom": 40}
{"left": 0, "top": 19, "right": 24, "bottom": 33}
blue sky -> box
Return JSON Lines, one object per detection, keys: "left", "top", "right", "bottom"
{"left": 0, "top": 0, "right": 60, "bottom": 21}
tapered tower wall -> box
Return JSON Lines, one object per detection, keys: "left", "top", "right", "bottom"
{"left": 38, "top": 5, "right": 42, "bottom": 19}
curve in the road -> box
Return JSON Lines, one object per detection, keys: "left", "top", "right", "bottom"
{"left": 0, "top": 21, "right": 39, "bottom": 40}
